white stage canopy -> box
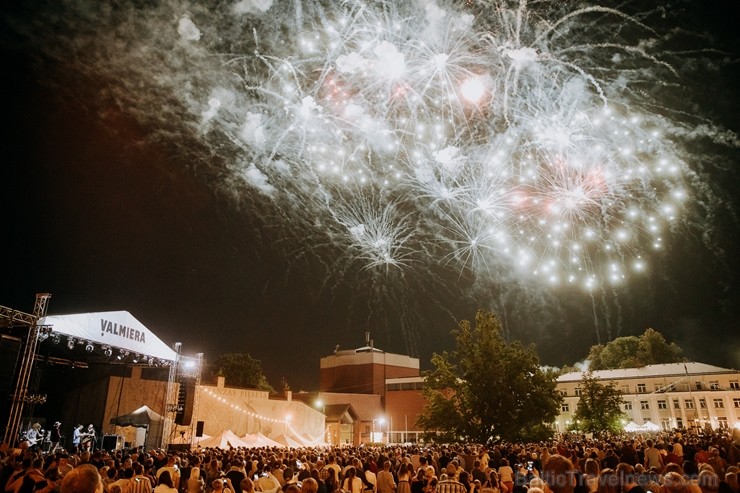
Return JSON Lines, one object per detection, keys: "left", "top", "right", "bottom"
{"left": 40, "top": 310, "right": 177, "bottom": 361}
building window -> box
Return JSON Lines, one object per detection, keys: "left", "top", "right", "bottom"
{"left": 695, "top": 381, "right": 703, "bottom": 390}
{"left": 709, "top": 381, "right": 720, "bottom": 390}
{"left": 621, "top": 385, "right": 629, "bottom": 394}
{"left": 658, "top": 400, "right": 667, "bottom": 410}
{"left": 641, "top": 401, "right": 649, "bottom": 410}
{"left": 717, "top": 417, "right": 728, "bottom": 429}
{"left": 624, "top": 402, "right": 633, "bottom": 411}
{"left": 685, "top": 400, "right": 695, "bottom": 409}
{"left": 561, "top": 403, "right": 570, "bottom": 412}
{"left": 637, "top": 383, "right": 646, "bottom": 393}
{"left": 673, "top": 399, "right": 680, "bottom": 409}
{"left": 575, "top": 387, "right": 582, "bottom": 396}
{"left": 655, "top": 384, "right": 663, "bottom": 392}
{"left": 699, "top": 398, "right": 707, "bottom": 409}
{"left": 676, "top": 418, "right": 683, "bottom": 429}
{"left": 730, "top": 380, "right": 739, "bottom": 390}
{"left": 733, "top": 398, "right": 740, "bottom": 408}
{"left": 559, "top": 390, "right": 567, "bottom": 397}
{"left": 713, "top": 399, "right": 724, "bottom": 409}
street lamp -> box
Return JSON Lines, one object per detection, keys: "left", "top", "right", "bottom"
{"left": 378, "top": 417, "right": 386, "bottom": 444}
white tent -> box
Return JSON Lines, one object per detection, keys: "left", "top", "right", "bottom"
{"left": 110, "top": 405, "right": 166, "bottom": 450}
{"left": 623, "top": 421, "right": 641, "bottom": 432}
{"left": 642, "top": 421, "right": 661, "bottom": 431}
{"left": 40, "top": 311, "right": 177, "bottom": 361}
{"left": 197, "top": 430, "right": 250, "bottom": 449}
{"left": 300, "top": 433, "right": 329, "bottom": 447}
{"left": 242, "top": 432, "right": 282, "bottom": 448}
{"left": 273, "top": 434, "right": 303, "bottom": 448}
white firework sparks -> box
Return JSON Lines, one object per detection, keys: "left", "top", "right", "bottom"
{"left": 10, "top": 0, "right": 737, "bottom": 346}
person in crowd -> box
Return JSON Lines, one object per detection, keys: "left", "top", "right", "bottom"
{"left": 60, "top": 463, "right": 104, "bottom": 493}
{"left": 342, "top": 467, "right": 364, "bottom": 493}
{"left": 130, "top": 462, "right": 153, "bottom": 493}
{"left": 434, "top": 471, "right": 466, "bottom": 493}
{"left": 644, "top": 440, "right": 664, "bottom": 473}
{"left": 376, "top": 461, "right": 397, "bottom": 493}
{"left": 154, "top": 471, "right": 178, "bottom": 493}
{"left": 325, "top": 466, "right": 340, "bottom": 493}
{"left": 156, "top": 455, "right": 180, "bottom": 490}
{"left": 498, "top": 460, "right": 514, "bottom": 493}
{"left": 542, "top": 455, "right": 576, "bottom": 493}
{"left": 225, "top": 459, "right": 246, "bottom": 493}
{"left": 303, "top": 478, "right": 320, "bottom": 493}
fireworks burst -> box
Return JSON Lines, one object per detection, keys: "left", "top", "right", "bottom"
{"left": 9, "top": 0, "right": 737, "bottom": 348}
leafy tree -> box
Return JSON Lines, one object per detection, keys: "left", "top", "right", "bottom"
{"left": 417, "top": 310, "right": 562, "bottom": 443}
{"left": 210, "top": 353, "right": 274, "bottom": 392}
{"left": 572, "top": 371, "right": 625, "bottom": 434}
{"left": 587, "top": 328, "right": 683, "bottom": 370}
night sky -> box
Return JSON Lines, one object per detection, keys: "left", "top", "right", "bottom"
{"left": 2, "top": 0, "right": 739, "bottom": 392}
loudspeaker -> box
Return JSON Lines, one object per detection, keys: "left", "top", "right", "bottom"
{"left": 195, "top": 421, "right": 204, "bottom": 437}
{"left": 174, "top": 377, "right": 195, "bottom": 426}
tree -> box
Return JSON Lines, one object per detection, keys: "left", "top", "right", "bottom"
{"left": 210, "top": 353, "right": 274, "bottom": 392}
{"left": 572, "top": 371, "right": 625, "bottom": 434}
{"left": 417, "top": 310, "right": 562, "bottom": 443}
{"left": 587, "top": 328, "right": 683, "bottom": 370}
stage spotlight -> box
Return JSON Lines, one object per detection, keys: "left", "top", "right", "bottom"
{"left": 66, "top": 337, "right": 75, "bottom": 350}
{"left": 132, "top": 353, "right": 140, "bottom": 363}
{"left": 50, "top": 334, "right": 61, "bottom": 345}
{"left": 146, "top": 357, "right": 154, "bottom": 366}
{"left": 85, "top": 342, "right": 94, "bottom": 352}
{"left": 116, "top": 349, "right": 129, "bottom": 361}
{"left": 102, "top": 346, "right": 112, "bottom": 357}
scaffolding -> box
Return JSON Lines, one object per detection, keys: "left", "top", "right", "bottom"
{"left": 0, "top": 293, "right": 52, "bottom": 444}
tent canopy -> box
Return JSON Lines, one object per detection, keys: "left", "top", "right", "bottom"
{"left": 197, "top": 430, "right": 250, "bottom": 449}
{"left": 40, "top": 311, "right": 177, "bottom": 361}
{"left": 242, "top": 432, "right": 282, "bottom": 448}
{"left": 110, "top": 405, "right": 164, "bottom": 427}
{"left": 110, "top": 405, "right": 165, "bottom": 451}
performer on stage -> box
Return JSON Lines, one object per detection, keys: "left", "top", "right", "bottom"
{"left": 72, "top": 424, "right": 83, "bottom": 453}
{"left": 26, "top": 423, "right": 44, "bottom": 451}
{"left": 82, "top": 423, "right": 96, "bottom": 452}
{"left": 50, "top": 421, "right": 62, "bottom": 453}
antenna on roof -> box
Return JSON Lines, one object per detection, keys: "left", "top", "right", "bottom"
{"left": 365, "top": 331, "right": 370, "bottom": 346}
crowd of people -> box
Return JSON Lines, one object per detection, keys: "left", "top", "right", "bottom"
{"left": 2, "top": 428, "right": 739, "bottom": 493}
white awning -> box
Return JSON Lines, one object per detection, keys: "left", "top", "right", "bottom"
{"left": 39, "top": 311, "right": 177, "bottom": 361}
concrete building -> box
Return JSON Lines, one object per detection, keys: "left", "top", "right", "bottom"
{"left": 556, "top": 362, "right": 740, "bottom": 433}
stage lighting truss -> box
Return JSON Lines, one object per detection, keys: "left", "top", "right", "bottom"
{"left": 36, "top": 325, "right": 53, "bottom": 342}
